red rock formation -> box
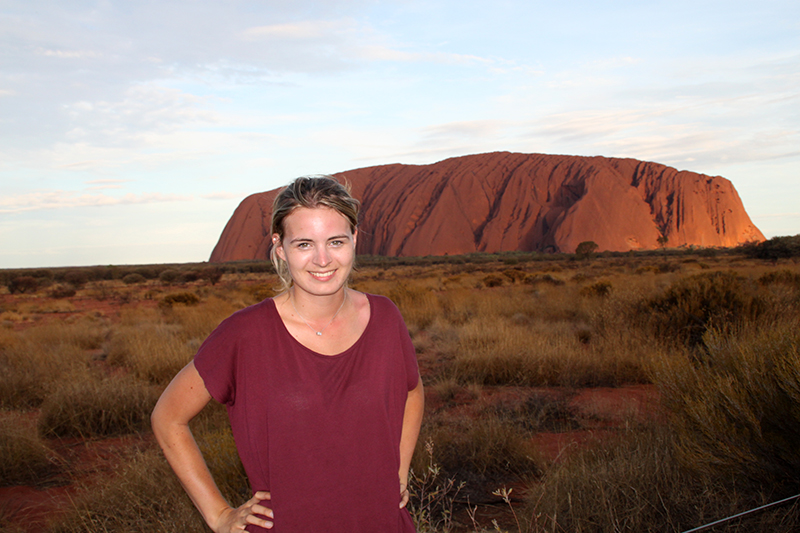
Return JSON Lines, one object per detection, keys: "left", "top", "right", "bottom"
{"left": 210, "top": 152, "right": 764, "bottom": 261}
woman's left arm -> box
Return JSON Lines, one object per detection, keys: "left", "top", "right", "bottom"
{"left": 398, "top": 378, "right": 425, "bottom": 508}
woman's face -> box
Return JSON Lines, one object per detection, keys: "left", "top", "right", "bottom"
{"left": 273, "top": 206, "right": 357, "bottom": 297}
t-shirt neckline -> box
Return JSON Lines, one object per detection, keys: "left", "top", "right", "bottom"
{"left": 269, "top": 292, "right": 374, "bottom": 359}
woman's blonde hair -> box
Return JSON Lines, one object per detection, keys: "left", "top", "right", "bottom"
{"left": 270, "top": 175, "right": 360, "bottom": 291}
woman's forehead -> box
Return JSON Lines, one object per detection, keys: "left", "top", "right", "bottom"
{"left": 283, "top": 206, "right": 353, "bottom": 235}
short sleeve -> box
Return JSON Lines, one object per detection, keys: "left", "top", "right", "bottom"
{"left": 193, "top": 310, "right": 246, "bottom": 406}
{"left": 390, "top": 300, "right": 420, "bottom": 392}
{"left": 401, "top": 327, "right": 419, "bottom": 391}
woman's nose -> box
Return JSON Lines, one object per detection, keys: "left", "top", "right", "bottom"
{"left": 314, "top": 247, "right": 331, "bottom": 266}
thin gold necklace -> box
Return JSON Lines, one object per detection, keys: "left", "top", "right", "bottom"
{"left": 290, "top": 289, "right": 347, "bottom": 336}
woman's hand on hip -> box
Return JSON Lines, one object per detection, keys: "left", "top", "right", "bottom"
{"left": 214, "top": 491, "right": 273, "bottom": 532}
{"left": 399, "top": 481, "right": 410, "bottom": 509}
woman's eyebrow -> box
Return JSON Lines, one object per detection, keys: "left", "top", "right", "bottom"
{"left": 288, "top": 234, "right": 350, "bottom": 244}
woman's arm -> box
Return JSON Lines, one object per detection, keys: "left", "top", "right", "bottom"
{"left": 398, "top": 378, "right": 425, "bottom": 508}
{"left": 151, "top": 361, "right": 273, "bottom": 531}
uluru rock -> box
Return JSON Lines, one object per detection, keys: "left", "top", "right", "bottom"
{"left": 209, "top": 152, "right": 764, "bottom": 261}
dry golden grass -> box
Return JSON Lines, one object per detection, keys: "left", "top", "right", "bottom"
{"left": 525, "top": 422, "right": 800, "bottom": 533}
{"left": 49, "top": 422, "right": 247, "bottom": 533}
{"left": 2, "top": 252, "right": 800, "bottom": 532}
{"left": 0, "top": 413, "right": 57, "bottom": 486}
{"left": 106, "top": 322, "right": 194, "bottom": 384}
{"left": 0, "top": 319, "right": 106, "bottom": 408}
{"left": 414, "top": 410, "right": 542, "bottom": 486}
{"left": 49, "top": 448, "right": 208, "bottom": 533}
{"left": 167, "top": 294, "right": 242, "bottom": 341}
{"left": 38, "top": 374, "right": 160, "bottom": 438}
{"left": 654, "top": 316, "right": 800, "bottom": 489}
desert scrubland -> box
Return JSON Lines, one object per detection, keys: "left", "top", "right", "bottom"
{"left": 2, "top": 240, "right": 800, "bottom": 532}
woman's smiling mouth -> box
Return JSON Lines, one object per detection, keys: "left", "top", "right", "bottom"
{"left": 309, "top": 270, "right": 337, "bottom": 281}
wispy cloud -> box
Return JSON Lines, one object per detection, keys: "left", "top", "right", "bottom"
{"left": 0, "top": 190, "right": 192, "bottom": 214}
{"left": 36, "top": 47, "right": 102, "bottom": 59}
{"left": 240, "top": 18, "right": 494, "bottom": 68}
{"left": 85, "top": 179, "right": 130, "bottom": 186}
{"left": 240, "top": 20, "right": 348, "bottom": 41}
{"left": 201, "top": 191, "right": 247, "bottom": 201}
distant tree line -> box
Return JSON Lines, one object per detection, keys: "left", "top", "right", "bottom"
{"left": 740, "top": 234, "right": 800, "bottom": 261}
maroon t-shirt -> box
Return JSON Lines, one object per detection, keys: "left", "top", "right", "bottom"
{"left": 194, "top": 293, "right": 419, "bottom": 533}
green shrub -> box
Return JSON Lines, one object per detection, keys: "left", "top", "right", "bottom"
{"left": 580, "top": 280, "right": 612, "bottom": 297}
{"left": 49, "top": 283, "right": 77, "bottom": 298}
{"left": 524, "top": 273, "right": 565, "bottom": 286}
{"left": 575, "top": 241, "right": 599, "bottom": 260}
{"left": 160, "top": 292, "right": 200, "bottom": 308}
{"left": 63, "top": 270, "right": 89, "bottom": 288}
{"left": 200, "top": 266, "right": 223, "bottom": 285}
{"left": 122, "top": 273, "right": 147, "bottom": 285}
{"left": 643, "top": 270, "right": 763, "bottom": 348}
{"left": 179, "top": 270, "right": 201, "bottom": 283}
{"left": 482, "top": 274, "right": 504, "bottom": 288}
{"left": 159, "top": 269, "right": 181, "bottom": 284}
{"left": 744, "top": 234, "right": 800, "bottom": 261}
{"left": 133, "top": 267, "right": 159, "bottom": 280}
{"left": 501, "top": 268, "right": 527, "bottom": 283}
{"left": 8, "top": 276, "right": 38, "bottom": 294}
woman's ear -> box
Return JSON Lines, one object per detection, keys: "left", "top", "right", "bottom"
{"left": 352, "top": 228, "right": 358, "bottom": 247}
{"left": 272, "top": 234, "right": 286, "bottom": 261}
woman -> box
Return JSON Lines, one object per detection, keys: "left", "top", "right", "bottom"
{"left": 151, "top": 176, "right": 424, "bottom": 532}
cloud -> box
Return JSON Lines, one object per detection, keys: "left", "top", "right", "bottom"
{"left": 0, "top": 190, "right": 192, "bottom": 214}
{"left": 240, "top": 18, "right": 494, "bottom": 69}
{"left": 36, "top": 47, "right": 102, "bottom": 59}
{"left": 422, "top": 120, "right": 508, "bottom": 141}
{"left": 84, "top": 179, "right": 130, "bottom": 191}
{"left": 63, "top": 85, "right": 220, "bottom": 141}
{"left": 85, "top": 179, "right": 130, "bottom": 186}
{"left": 201, "top": 192, "right": 247, "bottom": 201}
{"left": 240, "top": 20, "right": 348, "bottom": 41}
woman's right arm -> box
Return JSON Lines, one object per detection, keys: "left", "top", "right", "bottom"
{"left": 151, "top": 361, "right": 273, "bottom": 531}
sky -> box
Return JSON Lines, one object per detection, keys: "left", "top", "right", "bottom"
{"left": 1, "top": 0, "right": 798, "bottom": 269}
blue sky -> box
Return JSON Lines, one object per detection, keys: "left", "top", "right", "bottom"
{"left": 1, "top": 0, "right": 798, "bottom": 268}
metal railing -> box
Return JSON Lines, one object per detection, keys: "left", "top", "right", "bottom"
{"left": 680, "top": 493, "right": 800, "bottom": 533}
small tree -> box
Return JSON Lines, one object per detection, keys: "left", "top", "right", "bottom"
{"left": 159, "top": 269, "right": 181, "bottom": 284}
{"left": 63, "top": 270, "right": 89, "bottom": 289}
{"left": 657, "top": 235, "right": 669, "bottom": 249}
{"left": 123, "top": 273, "right": 147, "bottom": 285}
{"left": 575, "top": 241, "right": 599, "bottom": 260}
{"left": 200, "top": 266, "right": 223, "bottom": 285}
{"left": 8, "top": 276, "right": 38, "bottom": 294}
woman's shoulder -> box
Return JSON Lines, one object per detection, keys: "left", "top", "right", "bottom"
{"left": 216, "top": 298, "right": 276, "bottom": 331}
{"left": 362, "top": 292, "right": 402, "bottom": 318}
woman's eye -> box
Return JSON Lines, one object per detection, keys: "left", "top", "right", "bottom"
{"left": 330, "top": 240, "right": 343, "bottom": 246}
